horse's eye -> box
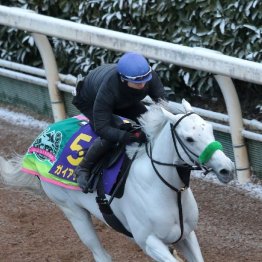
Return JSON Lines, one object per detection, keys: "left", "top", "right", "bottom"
{"left": 186, "top": 137, "right": 194, "bottom": 143}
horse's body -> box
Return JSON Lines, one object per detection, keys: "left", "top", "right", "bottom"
{"left": 0, "top": 100, "right": 234, "bottom": 262}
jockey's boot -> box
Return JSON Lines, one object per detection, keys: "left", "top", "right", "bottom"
{"left": 75, "top": 138, "right": 113, "bottom": 193}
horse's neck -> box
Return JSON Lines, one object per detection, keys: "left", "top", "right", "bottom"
{"left": 149, "top": 122, "right": 184, "bottom": 189}
{"left": 151, "top": 122, "right": 177, "bottom": 162}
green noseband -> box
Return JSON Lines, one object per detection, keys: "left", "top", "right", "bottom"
{"left": 198, "top": 141, "right": 223, "bottom": 165}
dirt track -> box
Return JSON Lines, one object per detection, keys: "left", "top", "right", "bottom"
{"left": 0, "top": 117, "right": 262, "bottom": 262}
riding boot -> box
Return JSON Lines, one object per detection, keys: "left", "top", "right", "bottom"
{"left": 75, "top": 138, "right": 113, "bottom": 193}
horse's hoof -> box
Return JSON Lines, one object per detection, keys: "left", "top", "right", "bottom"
{"left": 173, "top": 249, "right": 184, "bottom": 262}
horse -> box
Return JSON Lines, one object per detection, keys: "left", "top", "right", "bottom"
{"left": 0, "top": 99, "right": 235, "bottom": 262}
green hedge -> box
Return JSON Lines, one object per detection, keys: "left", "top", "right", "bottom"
{"left": 0, "top": 0, "right": 261, "bottom": 100}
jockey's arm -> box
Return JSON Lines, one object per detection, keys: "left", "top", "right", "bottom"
{"left": 93, "top": 90, "right": 128, "bottom": 144}
{"left": 148, "top": 71, "right": 168, "bottom": 103}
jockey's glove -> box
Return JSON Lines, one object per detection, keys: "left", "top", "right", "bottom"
{"left": 125, "top": 130, "right": 147, "bottom": 144}
{"left": 119, "top": 122, "right": 134, "bottom": 132}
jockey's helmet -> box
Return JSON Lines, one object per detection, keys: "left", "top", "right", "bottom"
{"left": 117, "top": 52, "right": 152, "bottom": 83}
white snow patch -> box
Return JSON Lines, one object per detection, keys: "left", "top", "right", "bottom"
{"left": 0, "top": 107, "right": 50, "bottom": 129}
{"left": 192, "top": 171, "right": 262, "bottom": 201}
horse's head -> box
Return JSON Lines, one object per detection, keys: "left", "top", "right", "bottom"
{"left": 160, "top": 99, "right": 235, "bottom": 184}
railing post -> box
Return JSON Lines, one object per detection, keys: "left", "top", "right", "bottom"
{"left": 192, "top": 48, "right": 251, "bottom": 183}
{"left": 0, "top": 6, "right": 66, "bottom": 121}
{"left": 214, "top": 75, "right": 251, "bottom": 183}
{"left": 32, "top": 33, "right": 66, "bottom": 122}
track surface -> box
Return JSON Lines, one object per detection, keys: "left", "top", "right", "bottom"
{"left": 0, "top": 118, "right": 261, "bottom": 262}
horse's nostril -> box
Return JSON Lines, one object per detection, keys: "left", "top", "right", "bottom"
{"left": 220, "top": 169, "right": 229, "bottom": 175}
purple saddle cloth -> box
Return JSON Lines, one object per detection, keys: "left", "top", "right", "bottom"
{"left": 49, "top": 118, "right": 125, "bottom": 195}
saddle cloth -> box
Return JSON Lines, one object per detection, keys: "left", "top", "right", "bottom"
{"left": 21, "top": 115, "right": 126, "bottom": 195}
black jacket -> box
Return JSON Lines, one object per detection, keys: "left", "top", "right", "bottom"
{"left": 73, "top": 64, "right": 166, "bottom": 143}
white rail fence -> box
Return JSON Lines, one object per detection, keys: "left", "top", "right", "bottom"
{"left": 1, "top": 5, "right": 262, "bottom": 183}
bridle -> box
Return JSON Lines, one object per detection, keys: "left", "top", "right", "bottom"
{"left": 171, "top": 112, "right": 203, "bottom": 168}
{"left": 171, "top": 112, "right": 223, "bottom": 168}
{"left": 145, "top": 112, "right": 223, "bottom": 243}
{"left": 146, "top": 112, "right": 223, "bottom": 191}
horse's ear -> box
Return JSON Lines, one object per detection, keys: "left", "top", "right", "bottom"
{"left": 161, "top": 107, "right": 175, "bottom": 120}
{"left": 182, "top": 99, "right": 193, "bottom": 113}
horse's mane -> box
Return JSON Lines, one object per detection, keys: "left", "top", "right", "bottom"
{"left": 139, "top": 105, "right": 168, "bottom": 139}
{"left": 126, "top": 104, "right": 170, "bottom": 158}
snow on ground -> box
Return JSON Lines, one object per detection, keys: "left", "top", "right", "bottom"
{"left": 192, "top": 171, "right": 262, "bottom": 201}
{"left": 0, "top": 107, "right": 50, "bottom": 129}
{"left": 1, "top": 106, "right": 262, "bottom": 201}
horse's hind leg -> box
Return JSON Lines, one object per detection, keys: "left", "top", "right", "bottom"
{"left": 60, "top": 205, "right": 112, "bottom": 262}
{"left": 41, "top": 183, "right": 111, "bottom": 262}
{"left": 176, "top": 231, "right": 204, "bottom": 262}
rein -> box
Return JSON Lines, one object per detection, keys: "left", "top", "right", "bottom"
{"left": 145, "top": 142, "right": 194, "bottom": 191}
{"left": 145, "top": 112, "right": 223, "bottom": 244}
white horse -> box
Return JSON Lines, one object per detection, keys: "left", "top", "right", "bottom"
{"left": 0, "top": 99, "right": 234, "bottom": 262}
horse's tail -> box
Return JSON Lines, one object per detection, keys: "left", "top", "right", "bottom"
{"left": 0, "top": 155, "right": 41, "bottom": 190}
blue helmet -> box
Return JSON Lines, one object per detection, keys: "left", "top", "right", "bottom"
{"left": 117, "top": 52, "right": 152, "bottom": 83}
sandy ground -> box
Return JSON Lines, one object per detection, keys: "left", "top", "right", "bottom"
{"left": 0, "top": 117, "right": 262, "bottom": 262}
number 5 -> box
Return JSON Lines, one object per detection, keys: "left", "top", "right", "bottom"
{"left": 67, "top": 133, "right": 92, "bottom": 166}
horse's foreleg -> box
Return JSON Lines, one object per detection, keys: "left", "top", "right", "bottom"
{"left": 176, "top": 231, "right": 204, "bottom": 262}
{"left": 144, "top": 234, "right": 180, "bottom": 262}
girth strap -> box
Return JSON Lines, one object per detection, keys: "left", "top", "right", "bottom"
{"left": 95, "top": 144, "right": 142, "bottom": 238}
{"left": 96, "top": 193, "right": 133, "bottom": 238}
{"left": 96, "top": 158, "right": 134, "bottom": 237}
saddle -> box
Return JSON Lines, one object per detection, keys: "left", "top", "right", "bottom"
{"left": 85, "top": 122, "right": 140, "bottom": 195}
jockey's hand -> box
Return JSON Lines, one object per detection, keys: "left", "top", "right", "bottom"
{"left": 126, "top": 130, "right": 147, "bottom": 144}
{"left": 119, "top": 122, "right": 133, "bottom": 132}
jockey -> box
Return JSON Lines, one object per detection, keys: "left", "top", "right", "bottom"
{"left": 72, "top": 52, "right": 167, "bottom": 193}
